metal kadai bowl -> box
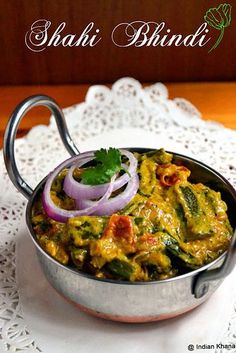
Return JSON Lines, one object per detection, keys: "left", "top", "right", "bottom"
{"left": 3, "top": 95, "right": 236, "bottom": 323}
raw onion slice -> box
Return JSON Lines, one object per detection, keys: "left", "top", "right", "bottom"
{"left": 42, "top": 152, "right": 114, "bottom": 223}
{"left": 42, "top": 149, "right": 139, "bottom": 222}
{"left": 63, "top": 149, "right": 137, "bottom": 200}
{"left": 79, "top": 174, "right": 139, "bottom": 216}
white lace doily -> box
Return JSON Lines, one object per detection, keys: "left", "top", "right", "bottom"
{"left": 0, "top": 77, "right": 236, "bottom": 352}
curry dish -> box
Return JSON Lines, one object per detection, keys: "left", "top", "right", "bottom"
{"left": 32, "top": 149, "right": 233, "bottom": 281}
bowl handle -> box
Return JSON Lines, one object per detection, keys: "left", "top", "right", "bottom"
{"left": 193, "top": 229, "right": 236, "bottom": 298}
{"left": 3, "top": 95, "right": 79, "bottom": 200}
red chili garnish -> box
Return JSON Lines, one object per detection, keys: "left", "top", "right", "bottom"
{"left": 216, "top": 214, "right": 226, "bottom": 221}
{"left": 146, "top": 235, "right": 158, "bottom": 245}
{"left": 161, "top": 174, "right": 180, "bottom": 186}
{"left": 103, "top": 214, "right": 134, "bottom": 244}
{"left": 177, "top": 166, "right": 189, "bottom": 172}
{"left": 157, "top": 164, "right": 190, "bottom": 187}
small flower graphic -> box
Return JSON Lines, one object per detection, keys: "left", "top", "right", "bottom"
{"left": 204, "top": 3, "right": 232, "bottom": 52}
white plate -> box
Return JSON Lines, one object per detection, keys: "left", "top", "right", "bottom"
{"left": 16, "top": 129, "right": 236, "bottom": 353}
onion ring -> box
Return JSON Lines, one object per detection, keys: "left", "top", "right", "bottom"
{"left": 42, "top": 152, "right": 112, "bottom": 222}
{"left": 79, "top": 174, "right": 139, "bottom": 216}
{"left": 63, "top": 149, "right": 137, "bottom": 200}
{"left": 42, "top": 149, "right": 139, "bottom": 222}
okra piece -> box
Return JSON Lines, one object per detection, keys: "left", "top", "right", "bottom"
{"left": 120, "top": 193, "right": 147, "bottom": 216}
{"left": 120, "top": 201, "right": 143, "bottom": 216}
{"left": 179, "top": 185, "right": 199, "bottom": 216}
{"left": 146, "top": 264, "right": 159, "bottom": 280}
{"left": 133, "top": 216, "right": 156, "bottom": 235}
{"left": 138, "top": 159, "right": 157, "bottom": 196}
{"left": 70, "top": 248, "right": 88, "bottom": 269}
{"left": 139, "top": 251, "right": 172, "bottom": 274}
{"left": 175, "top": 183, "right": 214, "bottom": 240}
{"left": 105, "top": 259, "right": 134, "bottom": 280}
{"left": 143, "top": 148, "right": 173, "bottom": 164}
{"left": 162, "top": 233, "right": 201, "bottom": 269}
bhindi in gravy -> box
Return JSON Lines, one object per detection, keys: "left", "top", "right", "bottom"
{"left": 32, "top": 149, "right": 233, "bottom": 281}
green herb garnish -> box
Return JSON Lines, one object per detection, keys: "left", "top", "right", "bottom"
{"left": 80, "top": 148, "right": 124, "bottom": 185}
